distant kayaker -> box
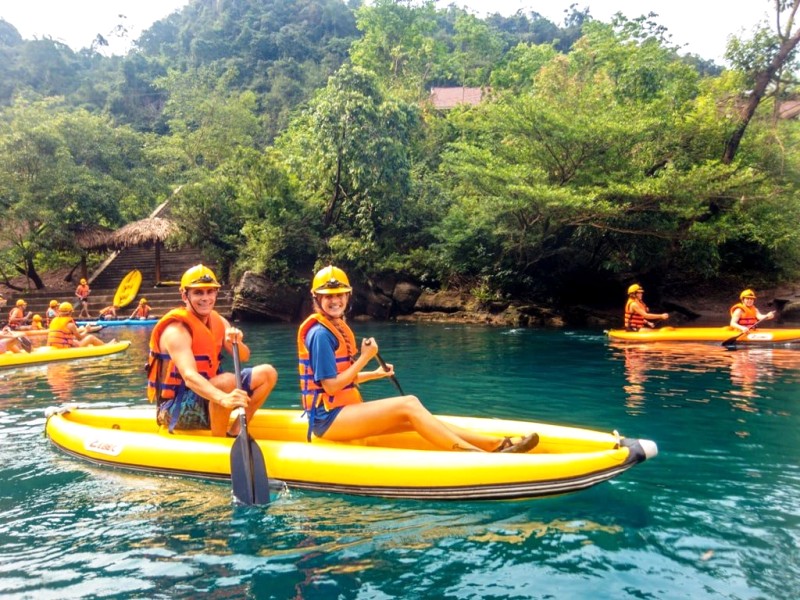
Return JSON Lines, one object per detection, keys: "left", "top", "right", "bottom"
{"left": 730, "top": 289, "right": 774, "bottom": 333}
{"left": 98, "top": 304, "right": 119, "bottom": 320}
{"left": 146, "top": 264, "right": 277, "bottom": 437}
{"left": 75, "top": 278, "right": 91, "bottom": 319}
{"left": 624, "top": 284, "right": 669, "bottom": 331}
{"left": 297, "top": 265, "right": 539, "bottom": 453}
{"left": 47, "top": 302, "right": 106, "bottom": 348}
{"left": 46, "top": 300, "right": 59, "bottom": 327}
{"left": 129, "top": 298, "right": 151, "bottom": 320}
{"left": 8, "top": 299, "right": 32, "bottom": 329}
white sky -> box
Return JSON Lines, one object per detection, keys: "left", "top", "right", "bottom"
{"left": 0, "top": 0, "right": 773, "bottom": 62}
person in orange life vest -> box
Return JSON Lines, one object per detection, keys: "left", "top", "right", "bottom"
{"left": 75, "top": 278, "right": 91, "bottom": 318}
{"left": 297, "top": 265, "right": 539, "bottom": 453}
{"left": 8, "top": 299, "right": 32, "bottom": 329}
{"left": 47, "top": 302, "right": 106, "bottom": 348}
{"left": 30, "top": 314, "right": 44, "bottom": 330}
{"left": 98, "top": 304, "right": 119, "bottom": 320}
{"left": 730, "top": 289, "right": 774, "bottom": 333}
{"left": 130, "top": 298, "right": 151, "bottom": 320}
{"left": 146, "top": 264, "right": 277, "bottom": 437}
{"left": 46, "top": 300, "right": 59, "bottom": 327}
{"left": 624, "top": 284, "right": 669, "bottom": 331}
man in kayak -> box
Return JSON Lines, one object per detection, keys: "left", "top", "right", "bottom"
{"left": 730, "top": 289, "right": 775, "bottom": 332}
{"left": 98, "top": 304, "right": 119, "bottom": 321}
{"left": 8, "top": 299, "right": 32, "bottom": 329}
{"left": 624, "top": 284, "right": 669, "bottom": 331}
{"left": 47, "top": 302, "right": 107, "bottom": 348}
{"left": 297, "top": 265, "right": 538, "bottom": 453}
{"left": 129, "top": 298, "right": 151, "bottom": 320}
{"left": 146, "top": 264, "right": 277, "bottom": 437}
{"left": 46, "top": 300, "right": 59, "bottom": 327}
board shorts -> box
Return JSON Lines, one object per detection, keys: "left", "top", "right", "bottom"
{"left": 306, "top": 402, "right": 345, "bottom": 440}
{"left": 157, "top": 367, "right": 255, "bottom": 433}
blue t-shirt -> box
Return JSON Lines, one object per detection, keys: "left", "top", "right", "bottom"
{"left": 305, "top": 323, "right": 339, "bottom": 384}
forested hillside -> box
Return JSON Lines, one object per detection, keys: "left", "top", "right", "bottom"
{"left": 1, "top": 0, "right": 798, "bottom": 309}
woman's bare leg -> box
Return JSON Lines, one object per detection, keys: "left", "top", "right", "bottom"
{"left": 322, "top": 396, "right": 503, "bottom": 451}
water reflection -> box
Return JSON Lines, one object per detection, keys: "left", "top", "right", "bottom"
{"left": 611, "top": 342, "right": 800, "bottom": 412}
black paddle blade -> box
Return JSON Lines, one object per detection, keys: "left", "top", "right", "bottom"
{"left": 230, "top": 432, "right": 270, "bottom": 505}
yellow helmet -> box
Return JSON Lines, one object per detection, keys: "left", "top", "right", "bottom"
{"left": 180, "top": 264, "right": 221, "bottom": 290}
{"left": 16, "top": 299, "right": 27, "bottom": 307}
{"left": 627, "top": 284, "right": 644, "bottom": 296}
{"left": 740, "top": 289, "right": 756, "bottom": 300}
{"left": 80, "top": 278, "right": 87, "bottom": 285}
{"left": 312, "top": 265, "right": 352, "bottom": 295}
{"left": 139, "top": 298, "right": 148, "bottom": 304}
{"left": 49, "top": 300, "right": 59, "bottom": 308}
{"left": 32, "top": 314, "right": 42, "bottom": 321}
{"left": 59, "top": 302, "right": 74, "bottom": 313}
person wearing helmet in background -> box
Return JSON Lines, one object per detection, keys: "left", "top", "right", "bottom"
{"left": 46, "top": 300, "right": 59, "bottom": 327}
{"left": 297, "top": 265, "right": 539, "bottom": 453}
{"left": 47, "top": 302, "right": 106, "bottom": 348}
{"left": 146, "top": 264, "right": 277, "bottom": 436}
{"left": 8, "top": 299, "right": 32, "bottom": 329}
{"left": 730, "top": 289, "right": 774, "bottom": 333}
{"left": 624, "top": 284, "right": 669, "bottom": 331}
{"left": 75, "top": 277, "right": 91, "bottom": 319}
{"left": 98, "top": 304, "right": 119, "bottom": 321}
{"left": 130, "top": 297, "right": 151, "bottom": 320}
{"left": 31, "top": 314, "right": 44, "bottom": 330}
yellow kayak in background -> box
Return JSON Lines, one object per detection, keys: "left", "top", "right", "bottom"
{"left": 113, "top": 269, "right": 142, "bottom": 308}
{"left": 1, "top": 341, "right": 131, "bottom": 369}
{"left": 45, "top": 406, "right": 657, "bottom": 501}
{"left": 607, "top": 326, "right": 800, "bottom": 344}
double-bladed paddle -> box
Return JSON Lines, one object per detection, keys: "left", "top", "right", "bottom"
{"left": 721, "top": 317, "right": 769, "bottom": 348}
{"left": 229, "top": 340, "right": 270, "bottom": 505}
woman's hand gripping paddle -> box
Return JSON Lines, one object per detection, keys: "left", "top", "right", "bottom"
{"left": 722, "top": 317, "right": 769, "bottom": 349}
{"left": 229, "top": 340, "right": 270, "bottom": 505}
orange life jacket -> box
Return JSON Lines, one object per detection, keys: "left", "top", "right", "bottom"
{"left": 146, "top": 308, "right": 225, "bottom": 404}
{"left": 297, "top": 313, "right": 362, "bottom": 412}
{"left": 132, "top": 304, "right": 151, "bottom": 318}
{"left": 76, "top": 284, "right": 90, "bottom": 300}
{"left": 8, "top": 307, "right": 25, "bottom": 329}
{"left": 48, "top": 316, "right": 76, "bottom": 348}
{"left": 730, "top": 303, "right": 758, "bottom": 328}
{"left": 624, "top": 298, "right": 648, "bottom": 331}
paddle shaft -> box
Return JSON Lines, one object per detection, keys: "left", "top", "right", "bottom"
{"left": 375, "top": 352, "right": 405, "bottom": 396}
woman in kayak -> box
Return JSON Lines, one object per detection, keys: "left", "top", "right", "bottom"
{"left": 297, "top": 265, "right": 538, "bottom": 453}
{"left": 730, "top": 289, "right": 774, "bottom": 332}
{"left": 624, "top": 284, "right": 669, "bottom": 331}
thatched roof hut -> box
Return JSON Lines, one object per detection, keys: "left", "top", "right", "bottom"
{"left": 71, "top": 225, "right": 114, "bottom": 251}
{"left": 104, "top": 217, "right": 180, "bottom": 283}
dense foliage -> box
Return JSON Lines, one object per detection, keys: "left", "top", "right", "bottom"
{"left": 0, "top": 0, "right": 798, "bottom": 307}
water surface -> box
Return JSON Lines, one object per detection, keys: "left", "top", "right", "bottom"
{"left": 1, "top": 323, "right": 798, "bottom": 599}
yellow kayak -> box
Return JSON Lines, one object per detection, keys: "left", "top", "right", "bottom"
{"left": 607, "top": 326, "right": 800, "bottom": 344}
{"left": 1, "top": 341, "right": 131, "bottom": 368}
{"left": 44, "top": 406, "right": 657, "bottom": 501}
{"left": 113, "top": 269, "right": 142, "bottom": 308}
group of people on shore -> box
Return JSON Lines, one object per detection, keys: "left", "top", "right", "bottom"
{"left": 624, "top": 284, "right": 775, "bottom": 332}
{"left": 144, "top": 264, "right": 539, "bottom": 453}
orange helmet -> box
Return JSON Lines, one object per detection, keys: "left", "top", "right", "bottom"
{"left": 740, "top": 289, "right": 756, "bottom": 300}
{"left": 312, "top": 266, "right": 352, "bottom": 295}
{"left": 59, "top": 302, "right": 74, "bottom": 313}
{"left": 180, "top": 264, "right": 221, "bottom": 290}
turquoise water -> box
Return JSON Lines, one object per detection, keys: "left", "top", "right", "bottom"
{"left": 1, "top": 322, "right": 798, "bottom": 599}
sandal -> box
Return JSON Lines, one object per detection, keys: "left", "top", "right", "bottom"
{"left": 496, "top": 433, "right": 539, "bottom": 454}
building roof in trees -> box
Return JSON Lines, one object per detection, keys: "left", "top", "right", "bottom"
{"left": 429, "top": 87, "right": 485, "bottom": 109}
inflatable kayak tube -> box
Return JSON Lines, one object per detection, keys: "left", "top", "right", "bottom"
{"left": 607, "top": 326, "right": 800, "bottom": 344}
{"left": 1, "top": 341, "right": 131, "bottom": 369}
{"left": 44, "top": 407, "right": 657, "bottom": 501}
{"left": 76, "top": 318, "right": 158, "bottom": 327}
